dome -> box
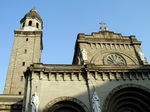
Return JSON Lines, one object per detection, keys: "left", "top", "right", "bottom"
{"left": 20, "top": 7, "right": 43, "bottom": 23}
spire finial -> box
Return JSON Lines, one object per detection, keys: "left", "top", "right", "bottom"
{"left": 31, "top": 7, "right": 37, "bottom": 12}
{"left": 99, "top": 21, "right": 109, "bottom": 31}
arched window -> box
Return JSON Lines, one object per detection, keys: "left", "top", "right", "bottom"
{"left": 20, "top": 76, "right": 23, "bottom": 81}
{"left": 36, "top": 23, "right": 39, "bottom": 28}
{"left": 26, "top": 38, "right": 28, "bottom": 41}
{"left": 24, "top": 49, "right": 27, "bottom": 53}
{"left": 28, "top": 21, "right": 32, "bottom": 26}
{"left": 22, "top": 62, "right": 25, "bottom": 66}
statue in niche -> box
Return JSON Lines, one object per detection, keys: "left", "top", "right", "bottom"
{"left": 81, "top": 48, "right": 87, "bottom": 60}
{"left": 92, "top": 88, "right": 101, "bottom": 112}
{"left": 31, "top": 92, "right": 39, "bottom": 112}
{"left": 138, "top": 51, "right": 146, "bottom": 62}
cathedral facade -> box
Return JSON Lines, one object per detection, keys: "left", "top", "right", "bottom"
{"left": 1, "top": 8, "right": 150, "bottom": 112}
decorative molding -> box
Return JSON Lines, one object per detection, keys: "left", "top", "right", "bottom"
{"left": 90, "top": 50, "right": 138, "bottom": 65}
{"left": 104, "top": 54, "right": 126, "bottom": 66}
{"left": 90, "top": 43, "right": 132, "bottom": 50}
{"left": 87, "top": 71, "right": 150, "bottom": 81}
{"left": 29, "top": 64, "right": 150, "bottom": 81}
{"left": 37, "top": 71, "right": 85, "bottom": 81}
{"left": 14, "top": 30, "right": 42, "bottom": 35}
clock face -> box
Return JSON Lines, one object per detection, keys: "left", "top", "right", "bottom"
{"left": 105, "top": 54, "right": 126, "bottom": 66}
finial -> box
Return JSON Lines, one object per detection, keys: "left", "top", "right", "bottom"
{"left": 30, "top": 7, "right": 37, "bottom": 12}
{"left": 99, "top": 21, "right": 108, "bottom": 31}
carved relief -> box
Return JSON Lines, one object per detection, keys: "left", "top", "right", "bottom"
{"left": 102, "top": 44, "right": 105, "bottom": 49}
{"left": 115, "top": 44, "right": 119, "bottom": 49}
{"left": 91, "top": 50, "right": 138, "bottom": 65}
{"left": 90, "top": 43, "right": 96, "bottom": 49}
{"left": 123, "top": 44, "right": 127, "bottom": 49}
{"left": 104, "top": 54, "right": 126, "bottom": 66}
{"left": 106, "top": 44, "right": 110, "bottom": 50}
{"left": 110, "top": 44, "right": 115, "bottom": 49}
{"left": 96, "top": 44, "right": 100, "bottom": 49}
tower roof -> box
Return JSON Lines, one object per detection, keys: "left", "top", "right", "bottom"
{"left": 20, "top": 7, "right": 43, "bottom": 23}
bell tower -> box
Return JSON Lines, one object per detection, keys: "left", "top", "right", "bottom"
{"left": 4, "top": 7, "right": 43, "bottom": 94}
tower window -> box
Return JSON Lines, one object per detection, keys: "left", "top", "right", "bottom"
{"left": 36, "top": 23, "right": 39, "bottom": 28}
{"left": 24, "top": 49, "right": 27, "bottom": 53}
{"left": 22, "top": 62, "right": 25, "bottom": 66}
{"left": 22, "top": 22, "right": 25, "bottom": 27}
{"left": 20, "top": 76, "right": 23, "bottom": 81}
{"left": 19, "top": 92, "right": 22, "bottom": 95}
{"left": 26, "top": 38, "right": 28, "bottom": 41}
{"left": 28, "top": 21, "right": 32, "bottom": 26}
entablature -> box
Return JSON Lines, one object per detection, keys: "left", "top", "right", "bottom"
{"left": 24, "top": 63, "right": 150, "bottom": 81}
